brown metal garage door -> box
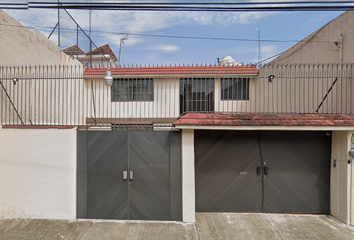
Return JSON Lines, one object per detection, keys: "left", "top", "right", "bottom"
{"left": 195, "top": 130, "right": 331, "bottom": 214}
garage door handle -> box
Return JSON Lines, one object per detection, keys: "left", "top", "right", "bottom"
{"left": 257, "top": 167, "right": 262, "bottom": 175}
{"left": 122, "top": 171, "right": 128, "bottom": 180}
{"left": 264, "top": 166, "right": 269, "bottom": 176}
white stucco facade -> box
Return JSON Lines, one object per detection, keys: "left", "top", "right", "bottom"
{"left": 0, "top": 127, "right": 77, "bottom": 219}
{"left": 181, "top": 129, "right": 195, "bottom": 223}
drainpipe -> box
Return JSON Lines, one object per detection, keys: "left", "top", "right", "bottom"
{"left": 350, "top": 132, "right": 354, "bottom": 225}
{"left": 351, "top": 154, "right": 353, "bottom": 225}
{"left": 340, "top": 34, "right": 343, "bottom": 65}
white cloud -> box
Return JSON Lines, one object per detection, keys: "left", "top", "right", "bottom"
{"left": 231, "top": 44, "right": 279, "bottom": 63}
{"left": 261, "top": 45, "right": 278, "bottom": 56}
{"left": 104, "top": 34, "right": 144, "bottom": 47}
{"left": 149, "top": 44, "right": 180, "bottom": 53}
{"left": 4, "top": 5, "right": 275, "bottom": 47}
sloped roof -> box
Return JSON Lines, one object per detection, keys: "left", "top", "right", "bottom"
{"left": 268, "top": 10, "right": 352, "bottom": 64}
{"left": 174, "top": 113, "right": 354, "bottom": 127}
{"left": 62, "top": 45, "right": 85, "bottom": 55}
{"left": 84, "top": 65, "right": 258, "bottom": 77}
{"left": 86, "top": 43, "right": 118, "bottom": 62}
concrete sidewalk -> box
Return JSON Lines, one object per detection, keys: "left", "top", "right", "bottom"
{"left": 0, "top": 213, "right": 353, "bottom": 240}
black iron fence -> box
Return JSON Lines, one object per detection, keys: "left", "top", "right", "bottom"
{"left": 0, "top": 63, "right": 352, "bottom": 127}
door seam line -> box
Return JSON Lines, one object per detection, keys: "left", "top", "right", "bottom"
{"left": 127, "top": 131, "right": 130, "bottom": 220}
{"left": 258, "top": 131, "right": 265, "bottom": 212}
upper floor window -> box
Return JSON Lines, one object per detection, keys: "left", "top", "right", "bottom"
{"left": 221, "top": 78, "right": 249, "bottom": 100}
{"left": 112, "top": 78, "right": 153, "bottom": 102}
{"left": 180, "top": 78, "right": 214, "bottom": 114}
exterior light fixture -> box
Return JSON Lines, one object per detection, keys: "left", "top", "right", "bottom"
{"left": 349, "top": 148, "right": 354, "bottom": 158}
{"left": 104, "top": 68, "right": 113, "bottom": 86}
{"left": 13, "top": 78, "right": 18, "bottom": 85}
{"left": 349, "top": 134, "right": 354, "bottom": 164}
{"left": 268, "top": 75, "right": 275, "bottom": 83}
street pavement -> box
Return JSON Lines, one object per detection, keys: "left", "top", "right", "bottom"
{"left": 0, "top": 213, "right": 353, "bottom": 240}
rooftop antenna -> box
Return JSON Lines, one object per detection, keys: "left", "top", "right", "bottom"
{"left": 118, "top": 35, "right": 128, "bottom": 67}
{"left": 257, "top": 28, "right": 261, "bottom": 67}
{"left": 57, "top": 0, "right": 60, "bottom": 47}
{"left": 89, "top": 0, "right": 92, "bottom": 67}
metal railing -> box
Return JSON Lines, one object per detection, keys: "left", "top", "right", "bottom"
{"left": 0, "top": 63, "right": 353, "bottom": 127}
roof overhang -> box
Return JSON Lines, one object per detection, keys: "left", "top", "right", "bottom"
{"left": 83, "top": 66, "right": 259, "bottom": 79}
{"left": 174, "top": 113, "right": 354, "bottom": 131}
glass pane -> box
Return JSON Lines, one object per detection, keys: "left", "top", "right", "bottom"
{"left": 112, "top": 78, "right": 153, "bottom": 102}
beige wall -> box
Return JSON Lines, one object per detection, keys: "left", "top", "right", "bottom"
{"left": 270, "top": 11, "right": 354, "bottom": 64}
{"left": 331, "top": 131, "right": 354, "bottom": 225}
{"left": 86, "top": 77, "right": 180, "bottom": 120}
{"left": 214, "top": 77, "right": 256, "bottom": 113}
{"left": 0, "top": 10, "right": 81, "bottom": 66}
{"left": 0, "top": 127, "right": 77, "bottom": 219}
{"left": 256, "top": 11, "right": 354, "bottom": 115}
{"left": 1, "top": 73, "right": 257, "bottom": 126}
{"left": 257, "top": 64, "right": 352, "bottom": 114}
{"left": 0, "top": 66, "right": 86, "bottom": 126}
{"left": 85, "top": 76, "right": 257, "bottom": 123}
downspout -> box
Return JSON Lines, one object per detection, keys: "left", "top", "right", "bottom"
{"left": 350, "top": 133, "right": 354, "bottom": 225}
{"left": 340, "top": 34, "right": 343, "bottom": 66}
{"left": 350, "top": 152, "right": 353, "bottom": 225}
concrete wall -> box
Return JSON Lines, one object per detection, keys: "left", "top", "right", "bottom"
{"left": 0, "top": 10, "right": 81, "bottom": 66}
{"left": 331, "top": 131, "right": 354, "bottom": 225}
{"left": 181, "top": 129, "right": 195, "bottom": 223}
{"left": 0, "top": 127, "right": 77, "bottom": 219}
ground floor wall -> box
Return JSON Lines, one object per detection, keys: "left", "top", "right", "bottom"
{"left": 331, "top": 131, "right": 354, "bottom": 225}
{"left": 182, "top": 129, "right": 354, "bottom": 225}
{"left": 1, "top": 127, "right": 354, "bottom": 226}
{"left": 0, "top": 127, "right": 77, "bottom": 219}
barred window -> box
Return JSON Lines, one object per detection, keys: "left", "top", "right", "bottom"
{"left": 180, "top": 78, "right": 214, "bottom": 114}
{"left": 221, "top": 78, "right": 249, "bottom": 100}
{"left": 112, "top": 78, "right": 153, "bottom": 102}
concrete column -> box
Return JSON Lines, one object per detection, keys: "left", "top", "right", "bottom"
{"left": 331, "top": 131, "right": 354, "bottom": 225}
{"left": 181, "top": 129, "right": 195, "bottom": 223}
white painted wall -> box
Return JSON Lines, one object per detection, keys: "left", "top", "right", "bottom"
{"left": 86, "top": 77, "right": 180, "bottom": 120}
{"left": 181, "top": 129, "right": 195, "bottom": 223}
{"left": 331, "top": 131, "right": 354, "bottom": 225}
{"left": 0, "top": 127, "right": 77, "bottom": 219}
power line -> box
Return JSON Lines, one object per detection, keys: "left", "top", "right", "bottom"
{"left": 0, "top": 23, "right": 336, "bottom": 44}
{"left": 1, "top": 1, "right": 354, "bottom": 11}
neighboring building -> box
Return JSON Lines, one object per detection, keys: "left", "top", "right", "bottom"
{"left": 62, "top": 44, "right": 118, "bottom": 67}
{"left": 1, "top": 9, "right": 354, "bottom": 226}
{"left": 268, "top": 10, "right": 354, "bottom": 64}
{"left": 256, "top": 10, "right": 354, "bottom": 225}
{"left": 0, "top": 9, "right": 81, "bottom": 221}
{"left": 0, "top": 9, "right": 81, "bottom": 66}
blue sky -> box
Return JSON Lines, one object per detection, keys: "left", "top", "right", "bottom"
{"left": 3, "top": 1, "right": 345, "bottom": 65}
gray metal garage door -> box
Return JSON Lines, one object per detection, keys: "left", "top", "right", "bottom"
{"left": 77, "top": 131, "right": 182, "bottom": 221}
{"left": 195, "top": 130, "right": 331, "bottom": 214}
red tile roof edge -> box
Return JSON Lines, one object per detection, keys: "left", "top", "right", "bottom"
{"left": 173, "top": 113, "right": 354, "bottom": 126}
{"left": 83, "top": 66, "right": 259, "bottom": 76}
